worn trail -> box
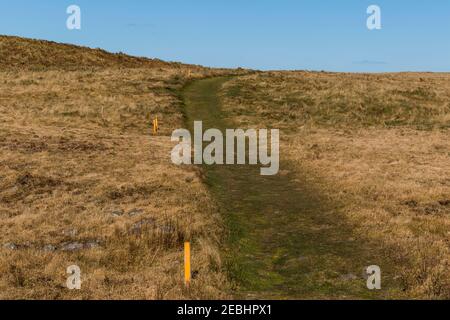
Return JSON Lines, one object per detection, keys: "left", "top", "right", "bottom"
{"left": 182, "top": 77, "right": 393, "bottom": 299}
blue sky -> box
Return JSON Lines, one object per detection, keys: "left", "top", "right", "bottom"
{"left": 0, "top": 0, "right": 449, "bottom": 72}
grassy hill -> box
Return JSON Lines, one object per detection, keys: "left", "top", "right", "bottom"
{"left": 0, "top": 35, "right": 174, "bottom": 70}
{"left": 221, "top": 71, "right": 450, "bottom": 298}
{"left": 1, "top": 35, "right": 448, "bottom": 300}
{"left": 0, "top": 35, "right": 238, "bottom": 299}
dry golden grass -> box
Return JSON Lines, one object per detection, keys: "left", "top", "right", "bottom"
{"left": 0, "top": 35, "right": 238, "bottom": 299}
{"left": 3, "top": 34, "right": 449, "bottom": 299}
{"left": 0, "top": 35, "right": 172, "bottom": 70}
{"left": 221, "top": 71, "right": 450, "bottom": 299}
{"left": 224, "top": 71, "right": 450, "bottom": 130}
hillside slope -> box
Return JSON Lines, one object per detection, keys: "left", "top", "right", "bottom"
{"left": 0, "top": 35, "right": 174, "bottom": 70}
{"left": 221, "top": 72, "right": 450, "bottom": 298}
{"left": 0, "top": 36, "right": 237, "bottom": 299}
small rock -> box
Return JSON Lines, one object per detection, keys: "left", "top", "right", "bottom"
{"left": 60, "top": 242, "right": 84, "bottom": 252}
{"left": 341, "top": 273, "right": 358, "bottom": 281}
{"left": 130, "top": 218, "right": 156, "bottom": 235}
{"left": 42, "top": 244, "right": 57, "bottom": 252}
{"left": 62, "top": 229, "right": 78, "bottom": 237}
{"left": 3, "top": 243, "right": 18, "bottom": 250}
{"left": 128, "top": 209, "right": 144, "bottom": 216}
{"left": 84, "top": 241, "right": 100, "bottom": 249}
{"left": 111, "top": 209, "right": 125, "bottom": 217}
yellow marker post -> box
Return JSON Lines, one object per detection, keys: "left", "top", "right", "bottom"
{"left": 152, "top": 117, "right": 159, "bottom": 135}
{"left": 184, "top": 241, "right": 191, "bottom": 288}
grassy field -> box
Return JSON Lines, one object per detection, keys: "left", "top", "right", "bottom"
{"left": 184, "top": 78, "right": 403, "bottom": 299}
{"left": 221, "top": 71, "right": 450, "bottom": 298}
{"left": 1, "top": 35, "right": 449, "bottom": 299}
{"left": 0, "top": 35, "right": 241, "bottom": 299}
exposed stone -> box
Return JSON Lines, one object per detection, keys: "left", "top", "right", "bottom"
{"left": 3, "top": 243, "right": 18, "bottom": 250}
{"left": 128, "top": 209, "right": 144, "bottom": 216}
{"left": 59, "top": 240, "right": 101, "bottom": 251}
{"left": 84, "top": 241, "right": 100, "bottom": 249}
{"left": 42, "top": 244, "right": 57, "bottom": 252}
{"left": 62, "top": 229, "right": 78, "bottom": 237}
{"left": 60, "top": 242, "right": 84, "bottom": 251}
{"left": 130, "top": 218, "right": 156, "bottom": 235}
{"left": 340, "top": 273, "right": 358, "bottom": 281}
{"left": 111, "top": 209, "right": 125, "bottom": 217}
